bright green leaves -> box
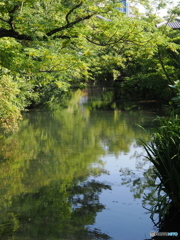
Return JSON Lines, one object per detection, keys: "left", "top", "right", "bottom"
{"left": 0, "top": 69, "right": 21, "bottom": 131}
{"left": 0, "top": 38, "right": 22, "bottom": 70}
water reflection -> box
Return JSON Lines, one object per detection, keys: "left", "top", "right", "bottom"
{"left": 0, "top": 90, "right": 158, "bottom": 239}
{"left": 120, "top": 163, "right": 180, "bottom": 240}
{"left": 119, "top": 149, "right": 180, "bottom": 240}
{"left": 3, "top": 180, "right": 112, "bottom": 240}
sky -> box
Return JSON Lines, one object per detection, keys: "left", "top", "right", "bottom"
{"left": 134, "top": 0, "right": 180, "bottom": 18}
{"left": 158, "top": 0, "right": 180, "bottom": 17}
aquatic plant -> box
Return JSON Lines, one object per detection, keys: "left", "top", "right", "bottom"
{"left": 143, "top": 114, "right": 180, "bottom": 223}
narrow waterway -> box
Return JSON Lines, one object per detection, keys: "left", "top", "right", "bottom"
{"left": 0, "top": 90, "right": 160, "bottom": 240}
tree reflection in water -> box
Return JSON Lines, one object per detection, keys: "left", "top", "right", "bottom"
{"left": 0, "top": 90, "right": 159, "bottom": 239}
{"left": 1, "top": 179, "right": 112, "bottom": 240}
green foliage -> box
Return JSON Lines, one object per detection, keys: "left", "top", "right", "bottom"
{"left": 111, "top": 24, "right": 180, "bottom": 101}
{"left": 0, "top": 69, "right": 21, "bottom": 131}
{"left": 0, "top": 0, "right": 120, "bottom": 130}
{"left": 0, "top": 0, "right": 180, "bottom": 131}
{"left": 0, "top": 66, "right": 38, "bottom": 131}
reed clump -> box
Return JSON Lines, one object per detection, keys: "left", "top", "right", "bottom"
{"left": 144, "top": 114, "right": 180, "bottom": 219}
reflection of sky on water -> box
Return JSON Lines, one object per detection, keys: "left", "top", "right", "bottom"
{"left": 88, "top": 142, "right": 156, "bottom": 240}
{"left": 102, "top": 141, "right": 151, "bottom": 171}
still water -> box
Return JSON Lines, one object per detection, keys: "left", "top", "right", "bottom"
{"left": 0, "top": 90, "right": 160, "bottom": 240}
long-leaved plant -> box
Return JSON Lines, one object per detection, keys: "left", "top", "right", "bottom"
{"left": 143, "top": 114, "right": 180, "bottom": 223}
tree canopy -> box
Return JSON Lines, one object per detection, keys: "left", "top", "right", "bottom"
{"left": 0, "top": 0, "right": 180, "bottom": 130}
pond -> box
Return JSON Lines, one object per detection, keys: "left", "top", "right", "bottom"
{"left": 0, "top": 90, "right": 162, "bottom": 240}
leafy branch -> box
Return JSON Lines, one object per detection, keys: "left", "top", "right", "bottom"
{"left": 0, "top": 2, "right": 96, "bottom": 41}
{"left": 46, "top": 13, "right": 95, "bottom": 37}
{"left": 65, "top": 2, "right": 83, "bottom": 25}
